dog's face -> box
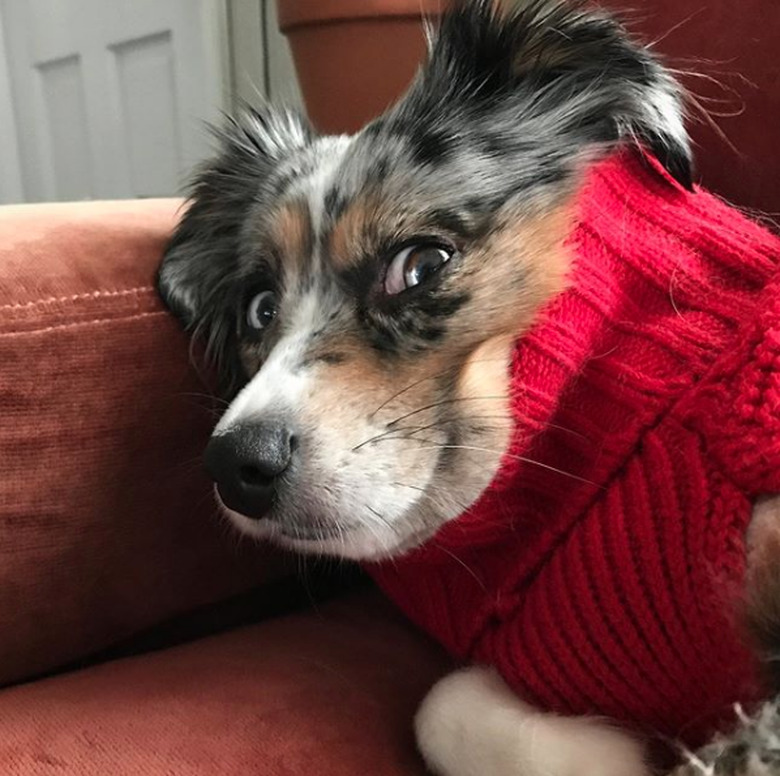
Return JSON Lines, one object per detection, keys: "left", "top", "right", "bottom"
{"left": 158, "top": 0, "right": 691, "bottom": 560}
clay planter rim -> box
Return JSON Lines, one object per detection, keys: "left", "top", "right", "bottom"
{"left": 278, "top": 0, "right": 448, "bottom": 32}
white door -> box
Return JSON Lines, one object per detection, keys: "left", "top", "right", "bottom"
{"left": 0, "top": 0, "right": 229, "bottom": 202}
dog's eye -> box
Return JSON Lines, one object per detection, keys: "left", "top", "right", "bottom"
{"left": 384, "top": 243, "right": 454, "bottom": 295}
{"left": 246, "top": 290, "right": 278, "bottom": 331}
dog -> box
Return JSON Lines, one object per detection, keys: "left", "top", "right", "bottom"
{"left": 157, "top": 1, "right": 780, "bottom": 774}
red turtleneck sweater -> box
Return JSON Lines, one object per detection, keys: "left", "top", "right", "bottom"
{"left": 368, "top": 149, "right": 780, "bottom": 746}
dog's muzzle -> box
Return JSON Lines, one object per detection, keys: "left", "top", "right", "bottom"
{"left": 204, "top": 420, "right": 296, "bottom": 519}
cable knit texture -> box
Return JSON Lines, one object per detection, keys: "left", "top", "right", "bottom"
{"left": 368, "top": 149, "right": 780, "bottom": 747}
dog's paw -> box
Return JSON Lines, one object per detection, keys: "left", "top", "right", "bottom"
{"left": 669, "top": 700, "right": 780, "bottom": 776}
{"left": 416, "top": 666, "right": 649, "bottom": 776}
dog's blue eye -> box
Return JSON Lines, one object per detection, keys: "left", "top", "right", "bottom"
{"left": 384, "top": 243, "right": 453, "bottom": 295}
{"left": 246, "top": 290, "right": 278, "bottom": 331}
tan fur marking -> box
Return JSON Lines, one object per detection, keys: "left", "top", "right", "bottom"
{"left": 305, "top": 337, "right": 451, "bottom": 429}
{"left": 329, "top": 195, "right": 383, "bottom": 271}
{"left": 457, "top": 335, "right": 513, "bottom": 417}
{"left": 267, "top": 201, "right": 312, "bottom": 272}
{"left": 456, "top": 334, "right": 515, "bottom": 461}
{"left": 486, "top": 204, "right": 572, "bottom": 300}
{"left": 446, "top": 201, "right": 574, "bottom": 351}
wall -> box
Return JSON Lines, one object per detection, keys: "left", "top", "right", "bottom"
{"left": 0, "top": 9, "right": 24, "bottom": 204}
{"left": 228, "top": 0, "right": 303, "bottom": 111}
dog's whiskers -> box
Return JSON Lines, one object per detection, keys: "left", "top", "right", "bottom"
{"left": 416, "top": 443, "right": 600, "bottom": 486}
{"left": 368, "top": 367, "right": 457, "bottom": 421}
{"left": 394, "top": 480, "right": 485, "bottom": 522}
{"left": 176, "top": 391, "right": 230, "bottom": 408}
{"left": 352, "top": 414, "right": 509, "bottom": 453}
{"left": 386, "top": 395, "right": 508, "bottom": 428}
{"left": 392, "top": 481, "right": 426, "bottom": 492}
{"left": 431, "top": 540, "right": 487, "bottom": 590}
{"left": 364, "top": 505, "right": 400, "bottom": 556}
{"left": 367, "top": 359, "right": 510, "bottom": 422}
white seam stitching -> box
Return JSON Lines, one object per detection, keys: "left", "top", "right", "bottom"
{"left": 0, "top": 286, "right": 155, "bottom": 312}
{"left": 0, "top": 310, "right": 166, "bottom": 338}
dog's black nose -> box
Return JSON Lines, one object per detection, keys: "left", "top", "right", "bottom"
{"left": 204, "top": 421, "right": 296, "bottom": 519}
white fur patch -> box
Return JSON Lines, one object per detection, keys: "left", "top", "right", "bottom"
{"left": 645, "top": 83, "right": 688, "bottom": 154}
{"left": 416, "top": 667, "right": 649, "bottom": 776}
{"left": 215, "top": 289, "right": 326, "bottom": 433}
{"left": 289, "top": 134, "right": 353, "bottom": 236}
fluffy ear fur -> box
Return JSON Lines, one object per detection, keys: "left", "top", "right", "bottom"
{"left": 158, "top": 106, "right": 312, "bottom": 325}
{"left": 156, "top": 106, "right": 313, "bottom": 386}
{"left": 393, "top": 0, "right": 692, "bottom": 189}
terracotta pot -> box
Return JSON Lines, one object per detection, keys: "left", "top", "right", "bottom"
{"left": 277, "top": 0, "right": 449, "bottom": 135}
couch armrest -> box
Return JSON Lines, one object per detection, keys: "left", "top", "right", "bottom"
{"left": 0, "top": 200, "right": 288, "bottom": 686}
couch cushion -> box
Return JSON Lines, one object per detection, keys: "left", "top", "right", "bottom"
{"left": 0, "top": 591, "right": 451, "bottom": 775}
{"left": 0, "top": 199, "right": 285, "bottom": 686}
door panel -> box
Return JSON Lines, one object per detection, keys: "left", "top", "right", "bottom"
{"left": 36, "top": 53, "right": 92, "bottom": 200}
{"left": 1, "top": 0, "right": 228, "bottom": 202}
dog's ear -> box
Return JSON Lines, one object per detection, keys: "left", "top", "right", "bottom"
{"left": 158, "top": 106, "right": 313, "bottom": 325}
{"left": 396, "top": 0, "right": 693, "bottom": 190}
{"left": 157, "top": 106, "right": 313, "bottom": 384}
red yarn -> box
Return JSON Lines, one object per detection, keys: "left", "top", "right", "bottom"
{"left": 367, "top": 149, "right": 780, "bottom": 746}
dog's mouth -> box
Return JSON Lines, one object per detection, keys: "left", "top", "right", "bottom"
{"left": 216, "top": 493, "right": 413, "bottom": 561}
{"left": 272, "top": 518, "right": 369, "bottom": 548}
{"left": 211, "top": 485, "right": 354, "bottom": 541}
{"left": 276, "top": 524, "right": 347, "bottom": 543}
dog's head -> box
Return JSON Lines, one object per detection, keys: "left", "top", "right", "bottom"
{"left": 158, "top": 0, "right": 691, "bottom": 560}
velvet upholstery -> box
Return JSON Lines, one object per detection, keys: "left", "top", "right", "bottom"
{"left": 0, "top": 592, "right": 450, "bottom": 775}
{"left": 0, "top": 200, "right": 285, "bottom": 687}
